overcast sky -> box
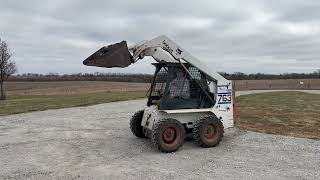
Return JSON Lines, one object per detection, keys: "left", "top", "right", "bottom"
{"left": 0, "top": 0, "right": 319, "bottom": 74}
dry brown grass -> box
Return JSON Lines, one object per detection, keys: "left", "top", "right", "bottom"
{"left": 5, "top": 79, "right": 320, "bottom": 96}
{"left": 4, "top": 81, "right": 149, "bottom": 96}
{"left": 236, "top": 91, "right": 320, "bottom": 139}
{"left": 235, "top": 79, "right": 320, "bottom": 90}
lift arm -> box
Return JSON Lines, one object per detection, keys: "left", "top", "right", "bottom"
{"left": 130, "top": 35, "right": 229, "bottom": 85}
{"left": 83, "top": 35, "right": 230, "bottom": 85}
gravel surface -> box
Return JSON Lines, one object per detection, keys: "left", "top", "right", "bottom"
{"left": 0, "top": 91, "right": 320, "bottom": 179}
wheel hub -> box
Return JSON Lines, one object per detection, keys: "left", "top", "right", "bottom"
{"left": 203, "top": 124, "right": 216, "bottom": 139}
{"left": 162, "top": 127, "right": 177, "bottom": 144}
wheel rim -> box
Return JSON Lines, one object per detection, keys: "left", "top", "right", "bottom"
{"left": 203, "top": 124, "right": 216, "bottom": 140}
{"left": 161, "top": 127, "right": 177, "bottom": 144}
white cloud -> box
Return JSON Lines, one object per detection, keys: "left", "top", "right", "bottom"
{"left": 283, "top": 23, "right": 320, "bottom": 36}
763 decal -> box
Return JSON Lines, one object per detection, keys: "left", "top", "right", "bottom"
{"left": 217, "top": 93, "right": 232, "bottom": 104}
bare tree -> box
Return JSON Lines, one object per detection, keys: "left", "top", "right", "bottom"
{"left": 0, "top": 38, "right": 17, "bottom": 100}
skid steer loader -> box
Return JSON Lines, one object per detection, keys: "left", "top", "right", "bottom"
{"left": 83, "top": 35, "right": 234, "bottom": 152}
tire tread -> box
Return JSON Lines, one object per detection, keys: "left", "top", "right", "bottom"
{"left": 193, "top": 115, "right": 224, "bottom": 147}
{"left": 152, "top": 118, "right": 185, "bottom": 153}
{"left": 130, "top": 110, "right": 146, "bottom": 138}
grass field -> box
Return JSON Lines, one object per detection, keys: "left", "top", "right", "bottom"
{"left": 0, "top": 91, "right": 146, "bottom": 115}
{"left": 236, "top": 91, "right": 320, "bottom": 139}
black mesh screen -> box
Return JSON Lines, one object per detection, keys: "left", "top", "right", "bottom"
{"left": 151, "top": 67, "right": 168, "bottom": 96}
{"left": 189, "top": 67, "right": 201, "bottom": 80}
{"left": 188, "top": 67, "right": 203, "bottom": 99}
{"left": 147, "top": 63, "right": 215, "bottom": 109}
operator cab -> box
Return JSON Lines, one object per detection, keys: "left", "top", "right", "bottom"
{"left": 147, "top": 62, "right": 217, "bottom": 110}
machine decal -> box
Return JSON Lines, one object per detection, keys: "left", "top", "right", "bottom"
{"left": 176, "top": 48, "right": 183, "bottom": 55}
{"left": 217, "top": 85, "right": 232, "bottom": 104}
{"left": 217, "top": 93, "right": 232, "bottom": 104}
{"left": 162, "top": 40, "right": 183, "bottom": 56}
{"left": 162, "top": 40, "right": 174, "bottom": 54}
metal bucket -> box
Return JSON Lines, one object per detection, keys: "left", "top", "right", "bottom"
{"left": 83, "top": 41, "right": 133, "bottom": 68}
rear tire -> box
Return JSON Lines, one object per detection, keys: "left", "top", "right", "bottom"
{"left": 193, "top": 116, "right": 224, "bottom": 148}
{"left": 152, "top": 119, "right": 185, "bottom": 153}
{"left": 130, "top": 110, "right": 146, "bottom": 138}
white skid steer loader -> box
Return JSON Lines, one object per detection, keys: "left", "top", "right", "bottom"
{"left": 83, "top": 35, "right": 235, "bottom": 153}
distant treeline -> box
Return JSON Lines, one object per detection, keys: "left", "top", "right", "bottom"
{"left": 220, "top": 71, "right": 320, "bottom": 80}
{"left": 9, "top": 71, "right": 320, "bottom": 82}
{"left": 9, "top": 73, "right": 153, "bottom": 82}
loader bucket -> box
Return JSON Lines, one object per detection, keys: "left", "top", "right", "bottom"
{"left": 83, "top": 41, "right": 133, "bottom": 68}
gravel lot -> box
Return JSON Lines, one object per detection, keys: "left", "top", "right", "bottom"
{"left": 0, "top": 91, "right": 319, "bottom": 179}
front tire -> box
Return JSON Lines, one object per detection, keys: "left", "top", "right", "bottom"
{"left": 152, "top": 119, "right": 185, "bottom": 153}
{"left": 130, "top": 110, "right": 146, "bottom": 138}
{"left": 193, "top": 116, "right": 224, "bottom": 148}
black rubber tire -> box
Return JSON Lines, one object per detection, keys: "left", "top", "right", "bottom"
{"left": 130, "top": 110, "right": 146, "bottom": 138}
{"left": 152, "top": 118, "right": 185, "bottom": 153}
{"left": 193, "top": 115, "right": 224, "bottom": 148}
